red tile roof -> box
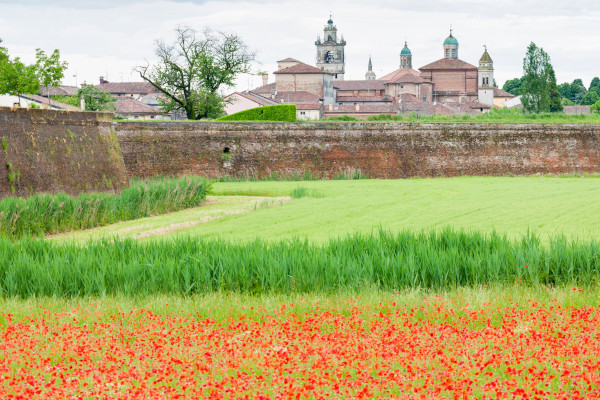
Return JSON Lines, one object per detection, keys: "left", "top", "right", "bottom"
{"left": 115, "top": 98, "right": 161, "bottom": 114}
{"left": 277, "top": 57, "right": 301, "bottom": 63}
{"left": 39, "top": 85, "right": 79, "bottom": 96}
{"left": 334, "top": 80, "right": 386, "bottom": 91}
{"left": 379, "top": 69, "right": 427, "bottom": 84}
{"left": 251, "top": 82, "right": 276, "bottom": 95}
{"left": 274, "top": 91, "right": 321, "bottom": 104}
{"left": 336, "top": 96, "right": 391, "bottom": 103}
{"left": 419, "top": 58, "right": 477, "bottom": 71}
{"left": 493, "top": 87, "right": 515, "bottom": 98}
{"left": 273, "top": 63, "right": 332, "bottom": 75}
{"left": 96, "top": 81, "right": 157, "bottom": 95}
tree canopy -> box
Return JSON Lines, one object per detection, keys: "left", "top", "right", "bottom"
{"left": 502, "top": 77, "right": 525, "bottom": 96}
{"left": 35, "top": 48, "right": 68, "bottom": 106}
{"left": 520, "top": 42, "right": 561, "bottom": 113}
{"left": 580, "top": 90, "right": 600, "bottom": 106}
{"left": 136, "top": 26, "right": 256, "bottom": 120}
{"left": 77, "top": 85, "right": 115, "bottom": 112}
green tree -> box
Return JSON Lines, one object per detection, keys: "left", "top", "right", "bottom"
{"left": 547, "top": 66, "right": 563, "bottom": 112}
{"left": 77, "top": 85, "right": 115, "bottom": 112}
{"left": 521, "top": 42, "right": 552, "bottom": 113}
{"left": 502, "top": 77, "right": 525, "bottom": 96}
{"left": 589, "top": 77, "right": 600, "bottom": 95}
{"left": 591, "top": 99, "right": 600, "bottom": 113}
{"left": 580, "top": 90, "right": 600, "bottom": 106}
{"left": 136, "top": 26, "right": 256, "bottom": 120}
{"left": 35, "top": 49, "right": 68, "bottom": 107}
{"left": 0, "top": 57, "right": 40, "bottom": 105}
{"left": 561, "top": 97, "right": 575, "bottom": 106}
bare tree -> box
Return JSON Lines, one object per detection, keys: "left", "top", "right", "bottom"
{"left": 137, "top": 26, "right": 256, "bottom": 120}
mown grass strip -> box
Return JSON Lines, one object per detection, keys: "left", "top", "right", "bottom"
{"left": 1, "top": 229, "right": 600, "bottom": 298}
{"left": 0, "top": 175, "right": 211, "bottom": 239}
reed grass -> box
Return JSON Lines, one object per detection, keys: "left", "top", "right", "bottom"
{"left": 0, "top": 176, "right": 211, "bottom": 239}
{"left": 1, "top": 229, "right": 599, "bottom": 298}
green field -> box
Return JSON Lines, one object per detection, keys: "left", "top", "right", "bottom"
{"left": 56, "top": 176, "right": 600, "bottom": 243}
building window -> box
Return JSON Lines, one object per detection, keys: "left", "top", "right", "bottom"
{"left": 300, "top": 111, "right": 306, "bottom": 115}
{"left": 452, "top": 49, "right": 456, "bottom": 58}
{"left": 422, "top": 97, "right": 427, "bottom": 102}
{"left": 446, "top": 50, "right": 449, "bottom": 58}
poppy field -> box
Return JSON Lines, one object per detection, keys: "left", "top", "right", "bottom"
{"left": 0, "top": 289, "right": 599, "bottom": 399}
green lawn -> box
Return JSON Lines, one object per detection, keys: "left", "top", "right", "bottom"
{"left": 56, "top": 176, "right": 600, "bottom": 243}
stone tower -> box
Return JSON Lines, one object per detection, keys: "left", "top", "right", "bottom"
{"left": 365, "top": 57, "right": 376, "bottom": 80}
{"left": 315, "top": 16, "right": 346, "bottom": 80}
{"left": 478, "top": 46, "right": 494, "bottom": 106}
{"left": 443, "top": 29, "right": 459, "bottom": 59}
{"left": 400, "top": 42, "right": 412, "bottom": 69}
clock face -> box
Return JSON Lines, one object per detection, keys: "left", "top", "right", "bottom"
{"left": 324, "top": 51, "right": 335, "bottom": 63}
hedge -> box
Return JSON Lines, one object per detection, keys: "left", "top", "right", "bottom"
{"left": 218, "top": 104, "right": 297, "bottom": 122}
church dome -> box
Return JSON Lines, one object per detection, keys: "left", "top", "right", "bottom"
{"left": 327, "top": 18, "right": 333, "bottom": 24}
{"left": 443, "top": 34, "right": 458, "bottom": 45}
{"left": 401, "top": 42, "right": 411, "bottom": 55}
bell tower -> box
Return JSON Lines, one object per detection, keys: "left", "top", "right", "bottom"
{"left": 443, "top": 28, "right": 459, "bottom": 59}
{"left": 315, "top": 15, "right": 346, "bottom": 80}
{"left": 400, "top": 42, "right": 412, "bottom": 69}
{"left": 478, "top": 45, "right": 494, "bottom": 106}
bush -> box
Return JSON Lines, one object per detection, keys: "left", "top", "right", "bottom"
{"left": 0, "top": 175, "right": 211, "bottom": 238}
{"left": 325, "top": 115, "right": 359, "bottom": 121}
{"left": 218, "top": 104, "right": 296, "bottom": 122}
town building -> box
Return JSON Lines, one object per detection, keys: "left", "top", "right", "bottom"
{"left": 315, "top": 16, "right": 346, "bottom": 80}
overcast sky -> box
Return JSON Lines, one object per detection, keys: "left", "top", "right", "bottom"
{"left": 1, "top": 0, "right": 598, "bottom": 92}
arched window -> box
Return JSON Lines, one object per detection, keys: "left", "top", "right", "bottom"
{"left": 452, "top": 49, "right": 456, "bottom": 58}
{"left": 446, "top": 50, "right": 450, "bottom": 58}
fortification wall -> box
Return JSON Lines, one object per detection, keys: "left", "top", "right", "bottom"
{"left": 0, "top": 107, "right": 129, "bottom": 197}
{"left": 115, "top": 122, "right": 600, "bottom": 179}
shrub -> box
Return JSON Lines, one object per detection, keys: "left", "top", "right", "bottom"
{"left": 218, "top": 104, "right": 296, "bottom": 122}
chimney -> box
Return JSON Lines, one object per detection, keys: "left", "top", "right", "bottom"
{"left": 99, "top": 76, "right": 108, "bottom": 84}
{"left": 261, "top": 73, "right": 268, "bottom": 87}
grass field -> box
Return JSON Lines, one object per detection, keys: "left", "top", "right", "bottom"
{"left": 55, "top": 176, "right": 600, "bottom": 243}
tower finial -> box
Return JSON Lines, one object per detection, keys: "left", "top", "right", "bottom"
{"left": 484, "top": 44, "right": 487, "bottom": 52}
{"left": 450, "top": 25, "right": 453, "bottom": 35}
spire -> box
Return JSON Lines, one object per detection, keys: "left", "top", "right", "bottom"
{"left": 368, "top": 56, "right": 373, "bottom": 71}
{"left": 365, "top": 56, "right": 376, "bottom": 80}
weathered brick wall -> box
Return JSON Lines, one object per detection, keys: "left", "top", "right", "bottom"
{"left": 0, "top": 107, "right": 129, "bottom": 197}
{"left": 116, "top": 122, "right": 600, "bottom": 179}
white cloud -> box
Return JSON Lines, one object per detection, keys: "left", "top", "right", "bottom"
{"left": 0, "top": 0, "right": 598, "bottom": 90}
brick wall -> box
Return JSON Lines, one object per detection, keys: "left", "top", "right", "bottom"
{"left": 0, "top": 107, "right": 129, "bottom": 197}
{"left": 116, "top": 122, "right": 600, "bottom": 179}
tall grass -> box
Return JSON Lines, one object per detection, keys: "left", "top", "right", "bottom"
{"left": 1, "top": 229, "right": 600, "bottom": 298}
{"left": 0, "top": 176, "right": 211, "bottom": 239}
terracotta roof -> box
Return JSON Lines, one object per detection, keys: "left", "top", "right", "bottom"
{"left": 230, "top": 91, "right": 278, "bottom": 106}
{"left": 334, "top": 80, "right": 386, "bottom": 91}
{"left": 336, "top": 96, "right": 391, "bottom": 103}
{"left": 493, "top": 87, "right": 515, "bottom": 98}
{"left": 273, "top": 63, "right": 332, "bottom": 75}
{"left": 325, "top": 104, "right": 396, "bottom": 114}
{"left": 251, "top": 82, "right": 276, "bottom": 95}
{"left": 278, "top": 57, "right": 301, "bottom": 63}
{"left": 20, "top": 94, "right": 81, "bottom": 111}
{"left": 115, "top": 98, "right": 161, "bottom": 114}
{"left": 379, "top": 69, "right": 426, "bottom": 84}
{"left": 274, "top": 91, "right": 321, "bottom": 104}
{"left": 96, "top": 81, "right": 157, "bottom": 95}
{"left": 296, "top": 103, "right": 322, "bottom": 110}
{"left": 564, "top": 105, "right": 591, "bottom": 115}
{"left": 39, "top": 85, "right": 79, "bottom": 96}
{"left": 419, "top": 58, "right": 477, "bottom": 71}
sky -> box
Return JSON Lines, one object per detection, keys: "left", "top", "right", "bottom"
{"left": 1, "top": 0, "right": 599, "bottom": 92}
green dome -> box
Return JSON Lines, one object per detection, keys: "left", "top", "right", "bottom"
{"left": 443, "top": 34, "right": 458, "bottom": 45}
{"left": 401, "top": 42, "right": 411, "bottom": 55}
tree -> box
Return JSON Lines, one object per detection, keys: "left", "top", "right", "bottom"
{"left": 561, "top": 97, "right": 575, "bottom": 106}
{"left": 589, "top": 77, "right": 600, "bottom": 96}
{"left": 502, "top": 77, "right": 525, "bottom": 96}
{"left": 0, "top": 56, "right": 40, "bottom": 105}
{"left": 520, "top": 42, "right": 563, "bottom": 113}
{"left": 77, "top": 85, "right": 115, "bottom": 112}
{"left": 591, "top": 99, "right": 600, "bottom": 114}
{"left": 35, "top": 49, "right": 68, "bottom": 107}
{"left": 547, "top": 66, "right": 563, "bottom": 112}
{"left": 136, "top": 26, "right": 256, "bottom": 120}
{"left": 580, "top": 90, "right": 600, "bottom": 106}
